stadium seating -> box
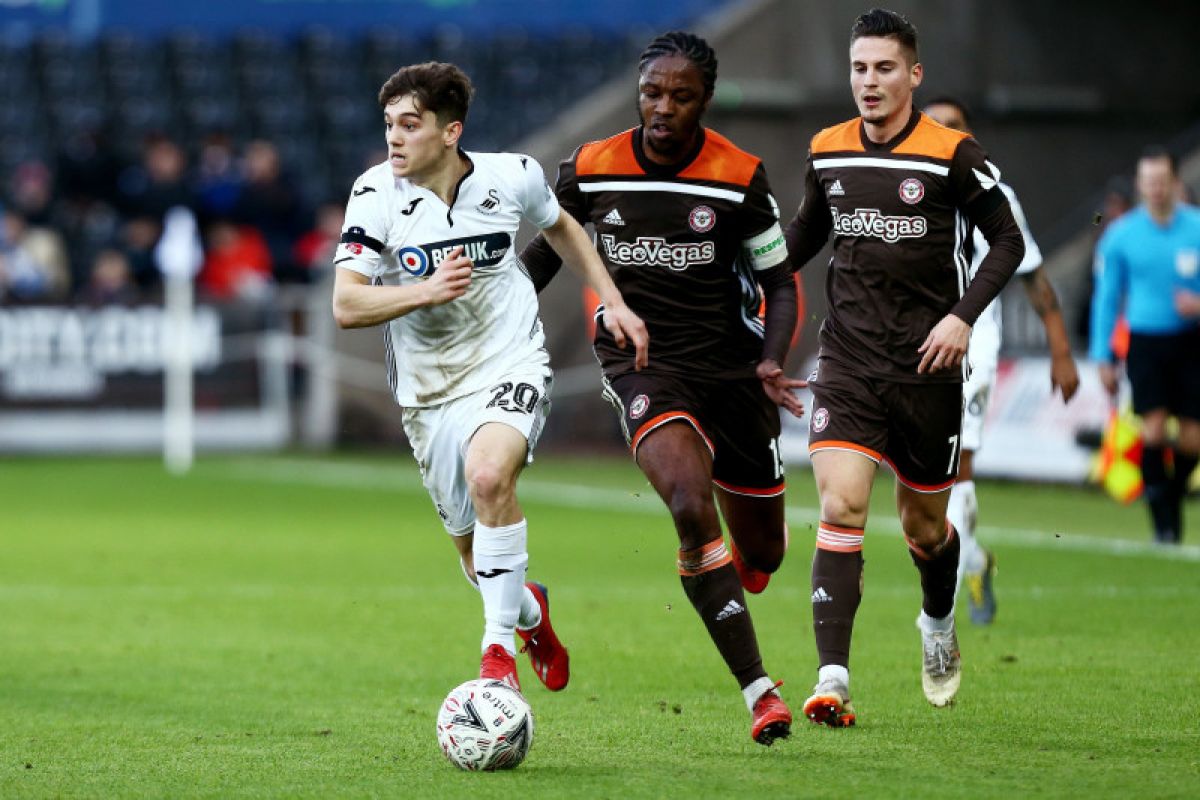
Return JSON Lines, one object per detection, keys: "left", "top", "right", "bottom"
{"left": 0, "top": 26, "right": 645, "bottom": 242}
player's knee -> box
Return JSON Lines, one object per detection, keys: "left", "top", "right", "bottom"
{"left": 898, "top": 506, "right": 945, "bottom": 549}
{"left": 819, "top": 491, "right": 868, "bottom": 527}
{"left": 749, "top": 539, "right": 785, "bottom": 573}
{"left": 465, "top": 461, "right": 516, "bottom": 509}
{"left": 666, "top": 489, "right": 716, "bottom": 546}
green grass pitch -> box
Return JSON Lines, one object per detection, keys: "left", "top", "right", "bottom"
{"left": 2, "top": 454, "right": 1198, "bottom": 798}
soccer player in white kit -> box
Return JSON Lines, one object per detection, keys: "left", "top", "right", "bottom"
{"left": 332, "top": 62, "right": 648, "bottom": 691}
{"left": 923, "top": 97, "right": 1079, "bottom": 624}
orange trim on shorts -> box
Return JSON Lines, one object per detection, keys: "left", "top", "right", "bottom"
{"left": 677, "top": 539, "right": 732, "bottom": 576}
{"left": 712, "top": 479, "right": 786, "bottom": 498}
{"left": 809, "top": 440, "right": 883, "bottom": 463}
{"left": 883, "top": 454, "right": 956, "bottom": 493}
{"left": 631, "top": 412, "right": 714, "bottom": 458}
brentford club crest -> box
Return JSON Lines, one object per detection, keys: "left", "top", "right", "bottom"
{"left": 898, "top": 177, "right": 925, "bottom": 205}
{"left": 811, "top": 407, "right": 830, "bottom": 433}
{"left": 688, "top": 205, "right": 716, "bottom": 233}
{"left": 629, "top": 394, "right": 650, "bottom": 419}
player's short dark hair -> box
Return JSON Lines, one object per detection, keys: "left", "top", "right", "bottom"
{"left": 923, "top": 94, "right": 972, "bottom": 126}
{"left": 851, "top": 8, "right": 919, "bottom": 64}
{"left": 638, "top": 31, "right": 719, "bottom": 98}
{"left": 378, "top": 61, "right": 473, "bottom": 126}
{"left": 1139, "top": 144, "right": 1178, "bottom": 175}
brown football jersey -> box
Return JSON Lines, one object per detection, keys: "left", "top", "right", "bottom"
{"left": 787, "top": 111, "right": 1022, "bottom": 383}
{"left": 552, "top": 126, "right": 788, "bottom": 379}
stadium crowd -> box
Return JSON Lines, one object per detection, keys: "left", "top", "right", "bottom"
{"left": 0, "top": 132, "right": 344, "bottom": 306}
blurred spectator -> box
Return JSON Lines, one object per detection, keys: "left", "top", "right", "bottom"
{"left": 76, "top": 247, "right": 138, "bottom": 306}
{"left": 234, "top": 140, "right": 308, "bottom": 284}
{"left": 194, "top": 131, "right": 245, "bottom": 221}
{"left": 0, "top": 205, "right": 71, "bottom": 302}
{"left": 7, "top": 159, "right": 58, "bottom": 227}
{"left": 56, "top": 126, "right": 122, "bottom": 209}
{"left": 120, "top": 215, "right": 164, "bottom": 294}
{"left": 199, "top": 218, "right": 273, "bottom": 301}
{"left": 117, "top": 133, "right": 193, "bottom": 221}
{"left": 292, "top": 201, "right": 344, "bottom": 278}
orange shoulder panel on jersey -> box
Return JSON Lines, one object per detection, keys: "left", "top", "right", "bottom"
{"left": 810, "top": 119, "right": 865, "bottom": 155}
{"left": 575, "top": 129, "right": 643, "bottom": 177}
{"left": 675, "top": 128, "right": 760, "bottom": 187}
{"left": 890, "top": 114, "right": 969, "bottom": 160}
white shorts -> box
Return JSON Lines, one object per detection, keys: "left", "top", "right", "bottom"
{"left": 960, "top": 362, "right": 995, "bottom": 453}
{"left": 402, "top": 365, "right": 553, "bottom": 536}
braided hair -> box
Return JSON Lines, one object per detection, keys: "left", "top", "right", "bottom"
{"left": 637, "top": 31, "right": 718, "bottom": 98}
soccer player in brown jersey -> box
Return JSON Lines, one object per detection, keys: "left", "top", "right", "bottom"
{"left": 521, "top": 31, "right": 804, "bottom": 745}
{"left": 784, "top": 9, "right": 1025, "bottom": 721}
{"left": 922, "top": 96, "right": 1080, "bottom": 623}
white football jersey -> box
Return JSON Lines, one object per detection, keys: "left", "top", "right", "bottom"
{"left": 334, "top": 151, "right": 561, "bottom": 407}
{"left": 968, "top": 181, "right": 1042, "bottom": 371}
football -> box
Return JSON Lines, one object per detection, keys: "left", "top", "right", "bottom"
{"left": 436, "top": 679, "right": 534, "bottom": 771}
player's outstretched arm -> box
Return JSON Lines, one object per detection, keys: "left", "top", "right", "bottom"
{"left": 540, "top": 212, "right": 648, "bottom": 370}
{"left": 332, "top": 246, "right": 472, "bottom": 328}
{"left": 1019, "top": 268, "right": 1079, "bottom": 402}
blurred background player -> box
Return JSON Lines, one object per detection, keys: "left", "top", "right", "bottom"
{"left": 521, "top": 31, "right": 803, "bottom": 745}
{"left": 785, "top": 9, "right": 1025, "bottom": 721}
{"left": 1089, "top": 146, "right": 1200, "bottom": 544}
{"left": 922, "top": 96, "right": 1080, "bottom": 624}
{"left": 331, "top": 62, "right": 647, "bottom": 692}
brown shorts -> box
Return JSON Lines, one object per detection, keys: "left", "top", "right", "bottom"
{"left": 603, "top": 370, "right": 785, "bottom": 496}
{"left": 807, "top": 357, "right": 963, "bottom": 492}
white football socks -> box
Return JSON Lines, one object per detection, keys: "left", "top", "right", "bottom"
{"left": 918, "top": 609, "right": 955, "bottom": 635}
{"left": 458, "top": 556, "right": 541, "bottom": 630}
{"left": 742, "top": 676, "right": 776, "bottom": 712}
{"left": 473, "top": 519, "right": 530, "bottom": 655}
{"left": 946, "top": 479, "right": 986, "bottom": 594}
{"left": 818, "top": 664, "right": 850, "bottom": 690}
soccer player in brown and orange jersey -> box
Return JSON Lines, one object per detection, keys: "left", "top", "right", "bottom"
{"left": 784, "top": 9, "right": 1025, "bottom": 722}
{"left": 521, "top": 31, "right": 804, "bottom": 746}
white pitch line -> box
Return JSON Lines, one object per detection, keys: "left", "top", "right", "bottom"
{"left": 222, "top": 458, "right": 1200, "bottom": 563}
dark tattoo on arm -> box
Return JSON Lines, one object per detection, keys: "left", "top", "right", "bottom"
{"left": 1020, "top": 269, "right": 1061, "bottom": 317}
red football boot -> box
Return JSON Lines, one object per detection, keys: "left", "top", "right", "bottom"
{"left": 730, "top": 539, "right": 771, "bottom": 594}
{"left": 751, "top": 681, "right": 793, "bottom": 746}
{"left": 479, "top": 643, "right": 520, "bottom": 693}
{"left": 516, "top": 582, "right": 570, "bottom": 691}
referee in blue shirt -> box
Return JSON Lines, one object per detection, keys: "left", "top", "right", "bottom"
{"left": 1090, "top": 146, "right": 1200, "bottom": 544}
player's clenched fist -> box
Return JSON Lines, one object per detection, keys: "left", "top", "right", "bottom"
{"left": 425, "top": 245, "right": 473, "bottom": 305}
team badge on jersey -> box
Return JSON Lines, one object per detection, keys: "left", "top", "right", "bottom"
{"left": 478, "top": 188, "right": 501, "bottom": 214}
{"left": 898, "top": 177, "right": 925, "bottom": 205}
{"left": 689, "top": 205, "right": 716, "bottom": 233}
{"left": 629, "top": 394, "right": 650, "bottom": 420}
{"left": 811, "top": 407, "right": 830, "bottom": 433}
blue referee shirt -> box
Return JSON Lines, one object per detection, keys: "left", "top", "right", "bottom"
{"left": 1089, "top": 203, "right": 1200, "bottom": 362}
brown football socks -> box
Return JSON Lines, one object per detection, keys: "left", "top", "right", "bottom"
{"left": 812, "top": 522, "right": 865, "bottom": 668}
{"left": 907, "top": 522, "right": 960, "bottom": 619}
{"left": 678, "top": 539, "right": 766, "bottom": 689}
